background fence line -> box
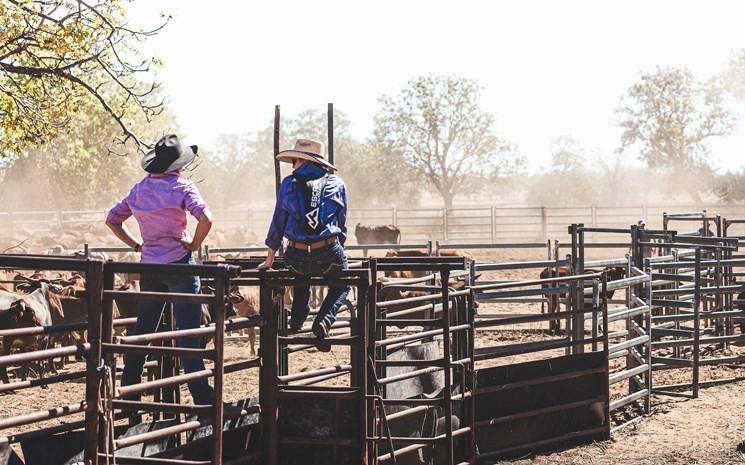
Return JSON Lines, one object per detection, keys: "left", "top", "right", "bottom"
{"left": 3, "top": 204, "right": 745, "bottom": 243}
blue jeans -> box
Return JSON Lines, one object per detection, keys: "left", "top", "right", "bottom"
{"left": 285, "top": 242, "right": 350, "bottom": 330}
{"left": 121, "top": 253, "right": 214, "bottom": 405}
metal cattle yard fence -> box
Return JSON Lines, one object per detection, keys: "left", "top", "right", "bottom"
{"left": 2, "top": 210, "right": 745, "bottom": 464}
{"left": 6, "top": 204, "right": 745, "bottom": 243}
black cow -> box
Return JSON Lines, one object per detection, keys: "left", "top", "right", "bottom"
{"left": 355, "top": 223, "right": 401, "bottom": 255}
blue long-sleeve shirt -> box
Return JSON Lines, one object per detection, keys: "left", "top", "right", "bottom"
{"left": 265, "top": 163, "right": 348, "bottom": 251}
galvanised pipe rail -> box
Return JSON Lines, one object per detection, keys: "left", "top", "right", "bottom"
{"left": 471, "top": 272, "right": 603, "bottom": 291}
{"left": 474, "top": 259, "right": 570, "bottom": 271}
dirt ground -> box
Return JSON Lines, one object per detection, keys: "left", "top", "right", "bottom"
{"left": 512, "top": 382, "right": 745, "bottom": 465}
{"left": 2, "top": 247, "right": 745, "bottom": 464}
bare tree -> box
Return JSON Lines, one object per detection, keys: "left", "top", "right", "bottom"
{"left": 374, "top": 75, "right": 520, "bottom": 208}
{"left": 0, "top": 0, "right": 169, "bottom": 155}
{"left": 616, "top": 67, "right": 734, "bottom": 205}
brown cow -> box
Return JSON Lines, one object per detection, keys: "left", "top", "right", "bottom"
{"left": 384, "top": 249, "right": 472, "bottom": 279}
{"left": 355, "top": 223, "right": 401, "bottom": 255}
{"left": 0, "top": 283, "right": 64, "bottom": 383}
{"left": 538, "top": 266, "right": 626, "bottom": 333}
{"left": 735, "top": 291, "right": 745, "bottom": 334}
{"left": 377, "top": 277, "right": 474, "bottom": 329}
{"left": 228, "top": 286, "right": 259, "bottom": 356}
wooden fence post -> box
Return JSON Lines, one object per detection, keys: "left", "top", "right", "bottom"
{"left": 541, "top": 207, "right": 547, "bottom": 241}
{"left": 442, "top": 208, "right": 448, "bottom": 241}
{"left": 490, "top": 206, "right": 496, "bottom": 243}
{"left": 591, "top": 206, "right": 597, "bottom": 242}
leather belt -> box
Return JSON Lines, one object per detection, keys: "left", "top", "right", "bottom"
{"left": 287, "top": 236, "right": 338, "bottom": 252}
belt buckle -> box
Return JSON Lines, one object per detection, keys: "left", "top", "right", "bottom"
{"left": 307, "top": 243, "right": 312, "bottom": 253}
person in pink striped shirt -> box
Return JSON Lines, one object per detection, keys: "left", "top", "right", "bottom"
{"left": 105, "top": 134, "right": 215, "bottom": 409}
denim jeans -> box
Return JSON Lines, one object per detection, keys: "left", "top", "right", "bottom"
{"left": 285, "top": 241, "right": 350, "bottom": 330}
{"left": 121, "top": 253, "right": 214, "bottom": 405}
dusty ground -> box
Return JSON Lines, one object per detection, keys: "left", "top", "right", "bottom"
{"left": 512, "top": 382, "right": 745, "bottom": 465}
{"left": 2, "top": 247, "right": 745, "bottom": 464}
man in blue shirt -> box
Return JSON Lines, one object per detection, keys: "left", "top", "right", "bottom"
{"left": 258, "top": 138, "right": 349, "bottom": 351}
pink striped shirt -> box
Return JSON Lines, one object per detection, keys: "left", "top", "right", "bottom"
{"left": 107, "top": 173, "right": 210, "bottom": 264}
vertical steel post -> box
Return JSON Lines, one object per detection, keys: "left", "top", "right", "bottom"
{"left": 102, "top": 266, "right": 116, "bottom": 451}
{"left": 467, "top": 260, "right": 477, "bottom": 465}
{"left": 644, "top": 261, "right": 653, "bottom": 414}
{"left": 693, "top": 248, "right": 701, "bottom": 399}
{"left": 84, "top": 259, "right": 104, "bottom": 465}
{"left": 367, "top": 258, "right": 379, "bottom": 465}
{"left": 212, "top": 268, "right": 227, "bottom": 465}
{"left": 572, "top": 224, "right": 585, "bottom": 354}
{"left": 441, "top": 267, "right": 453, "bottom": 464}
{"left": 327, "top": 103, "right": 334, "bottom": 166}
{"left": 601, "top": 274, "right": 611, "bottom": 438}
{"left": 273, "top": 105, "right": 281, "bottom": 199}
{"left": 355, "top": 278, "right": 369, "bottom": 465}
{"left": 626, "top": 253, "right": 634, "bottom": 397}
{"left": 591, "top": 279, "right": 599, "bottom": 352}
{"left": 260, "top": 278, "right": 279, "bottom": 465}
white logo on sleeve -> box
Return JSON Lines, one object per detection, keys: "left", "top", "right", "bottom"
{"left": 305, "top": 207, "right": 320, "bottom": 230}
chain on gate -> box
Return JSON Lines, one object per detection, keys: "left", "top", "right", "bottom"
{"left": 97, "top": 361, "right": 117, "bottom": 465}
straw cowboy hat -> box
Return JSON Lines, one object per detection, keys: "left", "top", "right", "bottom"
{"left": 276, "top": 138, "right": 336, "bottom": 171}
{"left": 142, "top": 134, "right": 198, "bottom": 174}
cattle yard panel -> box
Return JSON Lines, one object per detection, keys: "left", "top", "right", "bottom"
{"left": 393, "top": 207, "right": 448, "bottom": 242}
{"left": 472, "top": 254, "right": 571, "bottom": 332}
{"left": 0, "top": 255, "right": 105, "bottom": 465}
{"left": 369, "top": 256, "right": 475, "bottom": 465}
{"left": 637, "top": 229, "right": 745, "bottom": 397}
{"left": 211, "top": 257, "right": 373, "bottom": 465}
{"left": 5, "top": 210, "right": 745, "bottom": 463}
{"left": 470, "top": 273, "right": 610, "bottom": 461}
{"left": 571, "top": 225, "right": 652, "bottom": 431}
{"left": 93, "top": 261, "right": 253, "bottom": 465}
{"left": 4, "top": 204, "right": 745, "bottom": 243}
{"left": 445, "top": 207, "right": 493, "bottom": 242}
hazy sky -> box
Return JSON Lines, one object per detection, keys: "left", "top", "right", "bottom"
{"left": 128, "top": 0, "right": 745, "bottom": 172}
